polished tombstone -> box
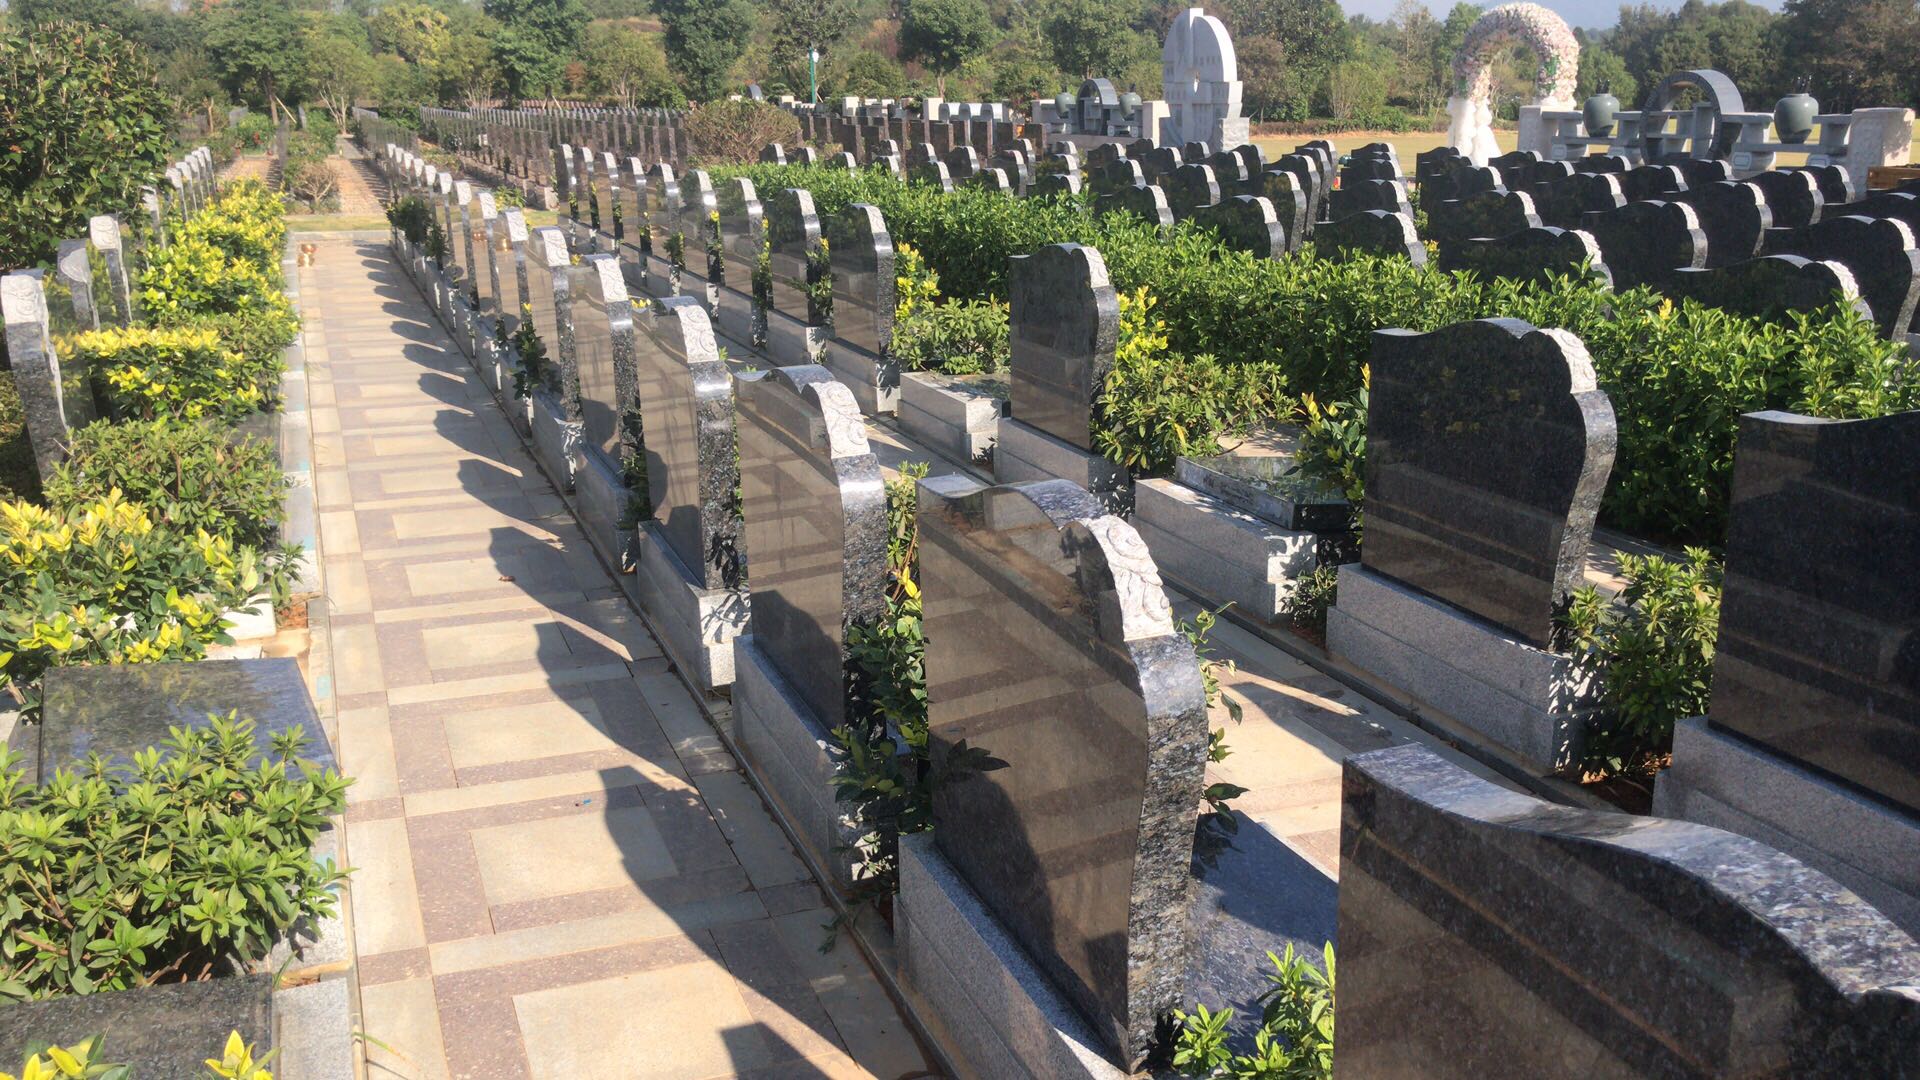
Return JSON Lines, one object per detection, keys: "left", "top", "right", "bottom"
{"left": 1191, "top": 195, "right": 1284, "bottom": 259}
{"left": 570, "top": 254, "right": 641, "bottom": 551}
{"left": 1092, "top": 182, "right": 1175, "bottom": 231}
{"left": 496, "top": 207, "right": 530, "bottom": 341}
{"left": 1580, "top": 200, "right": 1705, "bottom": 291}
{"left": 522, "top": 226, "right": 583, "bottom": 487}
{"left": 1664, "top": 255, "right": 1867, "bottom": 325}
{"left": 714, "top": 177, "right": 764, "bottom": 345}
{"left": 910, "top": 158, "right": 954, "bottom": 192}
{"left": 1436, "top": 225, "right": 1611, "bottom": 288}
{"left": 1771, "top": 214, "right": 1920, "bottom": 338}
{"left": 822, "top": 203, "right": 898, "bottom": 414}
{"left": 1327, "top": 319, "right": 1616, "bottom": 771}
{"left": 1427, "top": 190, "right": 1541, "bottom": 255}
{"left": 1259, "top": 169, "right": 1308, "bottom": 252}
{"left": 1338, "top": 744, "right": 1920, "bottom": 1078}
{"left": 643, "top": 163, "right": 681, "bottom": 298}
{"left": 909, "top": 475, "right": 1208, "bottom": 1070}
{"left": 765, "top": 187, "right": 828, "bottom": 365}
{"left": 759, "top": 143, "right": 788, "bottom": 165}
{"left": 1673, "top": 181, "right": 1771, "bottom": 268}
{"left": 677, "top": 168, "right": 720, "bottom": 311}
{"left": 1749, "top": 168, "right": 1824, "bottom": 231}
{"left": 54, "top": 238, "right": 97, "bottom": 331}
{"left": 1033, "top": 171, "right": 1082, "bottom": 198}
{"left": 1162, "top": 162, "right": 1220, "bottom": 220}
{"left": 87, "top": 216, "right": 133, "bottom": 327}
{"left": 1091, "top": 158, "right": 1145, "bottom": 197}
{"left": 1536, "top": 171, "right": 1625, "bottom": 229}
{"left": 451, "top": 181, "right": 477, "bottom": 301}
{"left": 596, "top": 150, "right": 624, "bottom": 246}
{"left": 732, "top": 367, "right": 890, "bottom": 887}
{"left": 1313, "top": 210, "right": 1425, "bottom": 266}
{"left": 1328, "top": 178, "right": 1411, "bottom": 222}
{"left": 472, "top": 192, "right": 500, "bottom": 326}
{"left": 1361, "top": 319, "right": 1614, "bottom": 648}
{"left": 1, "top": 270, "right": 96, "bottom": 482}
{"left": 522, "top": 226, "right": 571, "bottom": 367}
{"left": 1269, "top": 154, "right": 1324, "bottom": 230}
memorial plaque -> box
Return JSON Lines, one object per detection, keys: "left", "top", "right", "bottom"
{"left": 1364, "top": 318, "right": 1616, "bottom": 647}
{"left": 1314, "top": 210, "right": 1425, "bottom": 265}
{"left": 767, "top": 187, "right": 826, "bottom": 327}
{"left": 827, "top": 203, "right": 894, "bottom": 359}
{"left": 1337, "top": 744, "right": 1920, "bottom": 1080}
{"left": 636, "top": 296, "right": 742, "bottom": 589}
{"left": 574, "top": 254, "right": 636, "bottom": 462}
{"left": 1581, "top": 200, "right": 1705, "bottom": 290}
{"left": 1709, "top": 410, "right": 1920, "bottom": 815}
{"left": 1008, "top": 244, "right": 1117, "bottom": 451}
{"left": 737, "top": 365, "right": 886, "bottom": 729}
{"left": 921, "top": 476, "right": 1207, "bottom": 1067}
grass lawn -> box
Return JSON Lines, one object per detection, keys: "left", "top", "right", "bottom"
{"left": 1252, "top": 128, "right": 1519, "bottom": 163}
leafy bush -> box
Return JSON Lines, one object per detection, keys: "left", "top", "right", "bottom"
{"left": 47, "top": 420, "right": 288, "bottom": 551}
{"left": 0, "top": 1036, "right": 128, "bottom": 1079}
{"left": 1564, "top": 549, "right": 1722, "bottom": 781}
{"left": 181, "top": 182, "right": 288, "bottom": 269}
{"left": 0, "top": 493, "right": 268, "bottom": 713}
{"left": 0, "top": 21, "right": 174, "bottom": 269}
{"left": 67, "top": 326, "right": 276, "bottom": 422}
{"left": 0, "top": 713, "right": 349, "bottom": 1000}
{"left": 225, "top": 113, "right": 277, "bottom": 153}
{"left": 1292, "top": 380, "right": 1369, "bottom": 516}
{"left": 1171, "top": 943, "right": 1336, "bottom": 1079}
{"left": 137, "top": 237, "right": 295, "bottom": 328}
{"left": 890, "top": 298, "right": 1009, "bottom": 375}
{"left": 684, "top": 99, "right": 802, "bottom": 166}
{"left": 387, "top": 196, "right": 435, "bottom": 246}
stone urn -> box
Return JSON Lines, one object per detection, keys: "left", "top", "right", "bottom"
{"left": 1774, "top": 92, "right": 1820, "bottom": 144}
{"left": 1582, "top": 92, "right": 1620, "bottom": 138}
{"left": 1054, "top": 91, "right": 1076, "bottom": 128}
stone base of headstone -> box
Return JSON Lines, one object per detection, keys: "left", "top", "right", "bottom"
{"left": 1209, "top": 118, "right": 1250, "bottom": 153}
{"left": 527, "top": 389, "right": 579, "bottom": 493}
{"left": 896, "top": 833, "right": 1132, "bottom": 1080}
{"left": 642, "top": 254, "right": 679, "bottom": 300}
{"left": 1655, "top": 716, "right": 1920, "bottom": 937}
{"left": 630, "top": 521, "right": 747, "bottom": 690}
{"left": 993, "top": 417, "right": 1130, "bottom": 513}
{"left": 594, "top": 230, "right": 618, "bottom": 257}
{"left": 819, "top": 341, "right": 897, "bottom": 415}
{"left": 571, "top": 447, "right": 634, "bottom": 569}
{"left": 681, "top": 266, "right": 718, "bottom": 314}
{"left": 732, "top": 635, "right": 865, "bottom": 893}
{"left": 1132, "top": 478, "right": 1316, "bottom": 622}
{"left": 765, "top": 309, "right": 827, "bottom": 366}
{"left": 1326, "top": 564, "right": 1596, "bottom": 774}
{"left": 898, "top": 373, "right": 1002, "bottom": 465}
{"left": 714, "top": 286, "right": 757, "bottom": 347}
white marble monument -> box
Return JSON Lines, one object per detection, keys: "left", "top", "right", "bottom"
{"left": 1162, "top": 7, "right": 1246, "bottom": 151}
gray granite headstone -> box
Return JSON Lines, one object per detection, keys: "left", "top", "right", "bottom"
{"left": 1192, "top": 195, "right": 1284, "bottom": 259}
{"left": 1708, "top": 410, "right": 1920, "bottom": 816}
{"left": 636, "top": 296, "right": 742, "bottom": 589}
{"left": 1364, "top": 318, "right": 1616, "bottom": 648}
{"left": 1674, "top": 180, "right": 1772, "bottom": 268}
{"left": 472, "top": 192, "right": 500, "bottom": 320}
{"left": 767, "top": 187, "right": 826, "bottom": 329}
{"left": 678, "top": 168, "right": 720, "bottom": 301}
{"left": 55, "top": 237, "right": 98, "bottom": 331}
{"left": 522, "top": 226, "right": 572, "bottom": 387}
{"left": 1580, "top": 200, "right": 1706, "bottom": 290}
{"left": 1428, "top": 189, "right": 1541, "bottom": 254}
{"left": 1337, "top": 743, "right": 1920, "bottom": 1078}
{"left": 759, "top": 143, "right": 788, "bottom": 165}
{"left": 645, "top": 163, "right": 681, "bottom": 282}
{"left": 1664, "top": 255, "right": 1867, "bottom": 325}
{"left": 1770, "top": 214, "right": 1920, "bottom": 338}
{"left": 920, "top": 476, "right": 1208, "bottom": 1068}
{"left": 1163, "top": 162, "right": 1220, "bottom": 220}
{"left": 88, "top": 215, "right": 133, "bottom": 327}
{"left": 717, "top": 177, "right": 764, "bottom": 300}
{"left": 1313, "top": 210, "right": 1425, "bottom": 266}
{"left": 1437, "top": 226, "right": 1611, "bottom": 289}
{"left": 497, "top": 208, "right": 530, "bottom": 338}
{"left": 573, "top": 254, "right": 637, "bottom": 464}
{"left": 1008, "top": 243, "right": 1117, "bottom": 452}
{"left": 1, "top": 270, "right": 93, "bottom": 483}
{"left": 1093, "top": 182, "right": 1175, "bottom": 230}
{"left": 736, "top": 365, "right": 886, "bottom": 730}
{"left": 597, "top": 150, "right": 624, "bottom": 241}
{"left": 827, "top": 203, "right": 895, "bottom": 363}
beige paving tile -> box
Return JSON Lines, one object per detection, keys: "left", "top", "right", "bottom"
{"left": 316, "top": 468, "right": 353, "bottom": 509}
{"left": 384, "top": 663, "right": 635, "bottom": 707}
{"left": 470, "top": 805, "right": 678, "bottom": 905}
{"left": 332, "top": 623, "right": 387, "bottom": 697}
{"left": 391, "top": 505, "right": 534, "bottom": 541}
{"left": 349, "top": 817, "right": 427, "bottom": 955}
{"left": 512, "top": 961, "right": 761, "bottom": 1080}
{"left": 429, "top": 889, "right": 764, "bottom": 976}
{"left": 442, "top": 697, "right": 620, "bottom": 770}
{"left": 327, "top": 556, "right": 373, "bottom": 616}
{"left": 339, "top": 703, "right": 401, "bottom": 802}
{"left": 320, "top": 509, "right": 363, "bottom": 556}
{"left": 359, "top": 977, "right": 452, "bottom": 1080}
{"left": 420, "top": 620, "right": 573, "bottom": 671}
{"left": 372, "top": 596, "right": 557, "bottom": 626}
{"left": 815, "top": 969, "right": 930, "bottom": 1079}
{"left": 694, "top": 772, "right": 810, "bottom": 891}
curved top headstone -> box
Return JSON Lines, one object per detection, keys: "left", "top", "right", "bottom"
{"left": 1162, "top": 7, "right": 1245, "bottom": 150}
{"left": 1008, "top": 244, "right": 1118, "bottom": 451}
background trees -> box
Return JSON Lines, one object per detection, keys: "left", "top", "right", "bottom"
{"left": 899, "top": 0, "right": 991, "bottom": 95}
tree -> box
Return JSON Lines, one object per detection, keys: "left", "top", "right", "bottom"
{"left": 1778, "top": 0, "right": 1919, "bottom": 112}
{"left": 0, "top": 21, "right": 174, "bottom": 269}
{"left": 1040, "top": 0, "right": 1144, "bottom": 80}
{"left": 990, "top": 44, "right": 1065, "bottom": 105}
{"left": 484, "top": 0, "right": 588, "bottom": 101}
{"left": 1575, "top": 40, "right": 1635, "bottom": 104}
{"left": 438, "top": 27, "right": 503, "bottom": 107}
{"left": 369, "top": 1, "right": 450, "bottom": 67}
{"left": 900, "top": 0, "right": 992, "bottom": 95}
{"left": 658, "top": 0, "right": 756, "bottom": 101}
{"left": 768, "top": 0, "right": 862, "bottom": 99}
{"left": 300, "top": 22, "right": 379, "bottom": 125}
{"left": 581, "top": 23, "right": 680, "bottom": 107}
{"left": 683, "top": 98, "right": 800, "bottom": 164}
{"left": 202, "top": 0, "right": 306, "bottom": 115}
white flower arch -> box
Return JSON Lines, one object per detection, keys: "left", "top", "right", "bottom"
{"left": 1447, "top": 3, "right": 1581, "bottom": 165}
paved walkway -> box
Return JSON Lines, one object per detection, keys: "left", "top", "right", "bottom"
{"left": 304, "top": 238, "right": 932, "bottom": 1080}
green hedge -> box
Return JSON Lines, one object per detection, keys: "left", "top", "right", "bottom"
{"left": 713, "top": 163, "right": 1914, "bottom": 547}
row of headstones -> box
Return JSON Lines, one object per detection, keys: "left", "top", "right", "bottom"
{"left": 417, "top": 105, "right": 691, "bottom": 188}
{"left": 2, "top": 145, "right": 217, "bottom": 485}
{"left": 1420, "top": 144, "right": 1920, "bottom": 338}
{"left": 379, "top": 144, "right": 1920, "bottom": 1074}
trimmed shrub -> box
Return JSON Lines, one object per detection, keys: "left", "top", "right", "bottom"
{"left": 684, "top": 99, "right": 802, "bottom": 166}
{"left": 890, "top": 298, "right": 1009, "bottom": 376}
{"left": 68, "top": 325, "right": 278, "bottom": 421}
{"left": 47, "top": 419, "right": 288, "bottom": 551}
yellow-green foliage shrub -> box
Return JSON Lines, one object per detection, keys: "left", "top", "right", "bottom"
{"left": 0, "top": 492, "right": 264, "bottom": 712}
{"left": 64, "top": 326, "right": 275, "bottom": 421}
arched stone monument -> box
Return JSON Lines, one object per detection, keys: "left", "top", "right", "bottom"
{"left": 1162, "top": 7, "right": 1246, "bottom": 151}
{"left": 1448, "top": 3, "right": 1579, "bottom": 165}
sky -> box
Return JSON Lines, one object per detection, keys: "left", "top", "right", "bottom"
{"left": 1337, "top": 0, "right": 1784, "bottom": 32}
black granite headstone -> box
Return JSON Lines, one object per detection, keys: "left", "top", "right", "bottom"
{"left": 1709, "top": 409, "right": 1920, "bottom": 815}
{"left": 827, "top": 203, "right": 895, "bottom": 363}
{"left": 1259, "top": 169, "right": 1308, "bottom": 252}
{"left": 1337, "top": 744, "right": 1920, "bottom": 1079}
{"left": 1329, "top": 179, "right": 1412, "bottom": 222}
{"left": 1007, "top": 243, "right": 1117, "bottom": 451}
{"left": 1093, "top": 182, "right": 1175, "bottom": 231}
{"left": 1770, "top": 213, "right": 1920, "bottom": 338}
{"left": 572, "top": 254, "right": 637, "bottom": 464}
{"left": 636, "top": 296, "right": 742, "bottom": 589}
{"left": 1364, "top": 318, "right": 1616, "bottom": 647}
{"left": 1428, "top": 190, "right": 1541, "bottom": 254}
{"left": 1664, "top": 255, "right": 1868, "bottom": 325}
{"left": 767, "top": 187, "right": 826, "bottom": 328}
{"left": 921, "top": 476, "right": 1207, "bottom": 1068}
{"left": 1674, "top": 181, "right": 1772, "bottom": 268}
{"left": 1748, "top": 169, "right": 1824, "bottom": 230}
{"left": 1314, "top": 210, "right": 1425, "bottom": 266}
{"left": 1163, "top": 162, "right": 1221, "bottom": 220}
{"left": 1192, "top": 195, "right": 1284, "bottom": 259}
{"left": 1537, "top": 171, "right": 1624, "bottom": 230}
{"left": 1437, "top": 225, "right": 1611, "bottom": 289}
{"left": 1580, "top": 199, "right": 1705, "bottom": 290}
